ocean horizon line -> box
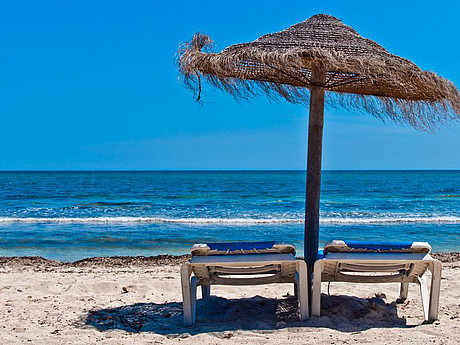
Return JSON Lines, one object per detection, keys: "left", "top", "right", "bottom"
{"left": 1, "top": 169, "right": 459, "bottom": 173}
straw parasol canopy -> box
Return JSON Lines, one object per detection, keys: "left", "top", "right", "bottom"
{"left": 177, "top": 14, "right": 460, "bottom": 301}
{"left": 178, "top": 14, "right": 459, "bottom": 129}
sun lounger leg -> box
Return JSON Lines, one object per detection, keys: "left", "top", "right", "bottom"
{"left": 418, "top": 274, "right": 430, "bottom": 321}
{"left": 296, "top": 261, "right": 309, "bottom": 321}
{"left": 190, "top": 276, "right": 198, "bottom": 324}
{"left": 399, "top": 282, "right": 409, "bottom": 301}
{"left": 311, "top": 259, "right": 323, "bottom": 317}
{"left": 201, "top": 284, "right": 211, "bottom": 299}
{"left": 181, "top": 264, "right": 194, "bottom": 326}
{"left": 428, "top": 261, "right": 442, "bottom": 321}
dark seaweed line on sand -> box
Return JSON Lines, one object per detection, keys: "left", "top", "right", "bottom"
{"left": 0, "top": 252, "right": 459, "bottom": 270}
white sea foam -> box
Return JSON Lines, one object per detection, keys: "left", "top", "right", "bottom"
{"left": 0, "top": 216, "right": 458, "bottom": 225}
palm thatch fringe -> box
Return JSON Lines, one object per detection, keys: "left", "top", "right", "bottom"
{"left": 177, "top": 15, "right": 460, "bottom": 130}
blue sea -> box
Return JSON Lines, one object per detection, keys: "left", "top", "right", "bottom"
{"left": 0, "top": 171, "right": 459, "bottom": 261}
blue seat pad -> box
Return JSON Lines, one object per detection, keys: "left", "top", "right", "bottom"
{"left": 207, "top": 241, "right": 277, "bottom": 251}
{"left": 344, "top": 240, "right": 413, "bottom": 251}
{"left": 323, "top": 240, "right": 431, "bottom": 254}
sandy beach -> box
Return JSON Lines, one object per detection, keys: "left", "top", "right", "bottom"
{"left": 0, "top": 253, "right": 458, "bottom": 344}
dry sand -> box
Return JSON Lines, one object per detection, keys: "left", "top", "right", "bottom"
{"left": 0, "top": 254, "right": 459, "bottom": 344}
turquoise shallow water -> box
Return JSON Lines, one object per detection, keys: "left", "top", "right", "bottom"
{"left": 0, "top": 171, "right": 459, "bottom": 261}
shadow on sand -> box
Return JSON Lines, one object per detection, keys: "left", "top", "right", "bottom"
{"left": 84, "top": 293, "right": 416, "bottom": 336}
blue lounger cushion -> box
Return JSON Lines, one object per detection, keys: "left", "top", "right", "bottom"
{"left": 317, "top": 249, "right": 324, "bottom": 259}
{"left": 191, "top": 241, "right": 296, "bottom": 256}
{"left": 324, "top": 240, "right": 431, "bottom": 254}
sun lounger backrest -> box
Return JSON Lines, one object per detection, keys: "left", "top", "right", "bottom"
{"left": 191, "top": 241, "right": 296, "bottom": 256}
{"left": 324, "top": 240, "right": 431, "bottom": 254}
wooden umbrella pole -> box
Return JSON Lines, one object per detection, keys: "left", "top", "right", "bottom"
{"left": 305, "top": 63, "right": 326, "bottom": 302}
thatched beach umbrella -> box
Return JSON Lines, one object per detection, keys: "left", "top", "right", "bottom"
{"left": 177, "top": 14, "right": 460, "bottom": 294}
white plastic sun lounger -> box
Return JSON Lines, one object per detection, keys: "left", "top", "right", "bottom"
{"left": 312, "top": 240, "right": 442, "bottom": 322}
{"left": 180, "top": 241, "right": 309, "bottom": 325}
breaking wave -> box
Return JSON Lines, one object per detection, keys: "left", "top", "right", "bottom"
{"left": 0, "top": 216, "right": 459, "bottom": 225}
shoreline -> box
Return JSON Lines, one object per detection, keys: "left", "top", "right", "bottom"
{"left": 0, "top": 252, "right": 458, "bottom": 271}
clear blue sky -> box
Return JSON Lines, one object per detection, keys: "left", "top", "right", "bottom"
{"left": 0, "top": 0, "right": 458, "bottom": 170}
